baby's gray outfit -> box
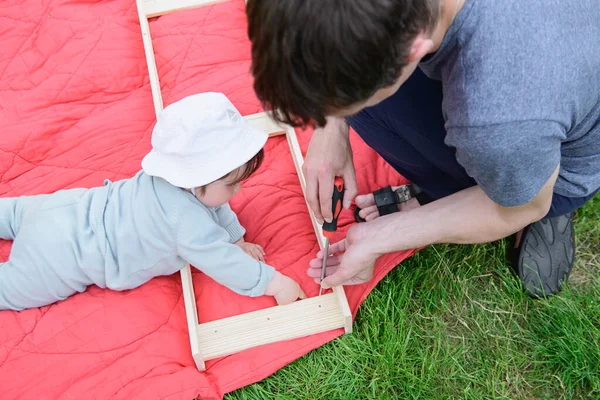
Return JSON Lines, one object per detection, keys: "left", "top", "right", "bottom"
{"left": 0, "top": 171, "right": 275, "bottom": 310}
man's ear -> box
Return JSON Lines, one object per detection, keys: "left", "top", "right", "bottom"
{"left": 407, "top": 33, "right": 435, "bottom": 63}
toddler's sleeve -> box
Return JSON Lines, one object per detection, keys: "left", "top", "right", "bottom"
{"left": 176, "top": 208, "right": 274, "bottom": 297}
{"left": 214, "top": 203, "right": 245, "bottom": 243}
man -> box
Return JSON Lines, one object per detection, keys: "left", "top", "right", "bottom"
{"left": 245, "top": 0, "right": 600, "bottom": 297}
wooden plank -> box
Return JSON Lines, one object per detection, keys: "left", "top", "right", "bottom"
{"left": 197, "top": 293, "right": 344, "bottom": 360}
{"left": 137, "top": 0, "right": 206, "bottom": 369}
{"left": 180, "top": 265, "right": 205, "bottom": 370}
{"left": 244, "top": 112, "right": 287, "bottom": 137}
{"left": 334, "top": 286, "right": 353, "bottom": 333}
{"left": 136, "top": 0, "right": 164, "bottom": 118}
{"left": 285, "top": 126, "right": 327, "bottom": 250}
{"left": 141, "top": 0, "right": 231, "bottom": 18}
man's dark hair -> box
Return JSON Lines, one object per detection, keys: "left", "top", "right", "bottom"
{"left": 246, "top": 0, "right": 440, "bottom": 127}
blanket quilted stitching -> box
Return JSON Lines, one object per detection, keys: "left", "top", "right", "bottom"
{"left": 0, "top": 1, "right": 416, "bottom": 398}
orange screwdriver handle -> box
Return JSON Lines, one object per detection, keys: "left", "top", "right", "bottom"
{"left": 323, "top": 177, "right": 344, "bottom": 239}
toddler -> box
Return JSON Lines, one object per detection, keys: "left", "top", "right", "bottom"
{"left": 0, "top": 92, "right": 305, "bottom": 311}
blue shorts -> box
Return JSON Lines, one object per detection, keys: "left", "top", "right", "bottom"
{"left": 346, "top": 68, "right": 599, "bottom": 219}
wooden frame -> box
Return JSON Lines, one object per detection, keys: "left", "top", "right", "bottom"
{"left": 136, "top": 0, "right": 352, "bottom": 371}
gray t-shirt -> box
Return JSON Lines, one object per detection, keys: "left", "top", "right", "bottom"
{"left": 419, "top": 0, "right": 600, "bottom": 207}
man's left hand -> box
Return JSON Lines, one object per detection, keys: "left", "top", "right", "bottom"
{"left": 307, "top": 224, "right": 379, "bottom": 288}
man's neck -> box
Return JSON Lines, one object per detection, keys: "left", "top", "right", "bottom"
{"left": 429, "top": 0, "right": 465, "bottom": 53}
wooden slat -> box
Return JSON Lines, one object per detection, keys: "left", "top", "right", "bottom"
{"left": 137, "top": 0, "right": 205, "bottom": 369}
{"left": 136, "top": 0, "right": 164, "bottom": 118}
{"left": 180, "top": 265, "right": 205, "bottom": 370}
{"left": 141, "top": 0, "right": 231, "bottom": 18}
{"left": 285, "top": 126, "right": 327, "bottom": 249}
{"left": 334, "top": 285, "right": 353, "bottom": 333}
{"left": 198, "top": 293, "right": 344, "bottom": 360}
{"left": 244, "top": 112, "right": 287, "bottom": 137}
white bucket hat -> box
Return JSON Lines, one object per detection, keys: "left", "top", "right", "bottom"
{"left": 141, "top": 92, "right": 268, "bottom": 188}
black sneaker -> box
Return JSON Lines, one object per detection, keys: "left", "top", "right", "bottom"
{"left": 510, "top": 212, "right": 575, "bottom": 298}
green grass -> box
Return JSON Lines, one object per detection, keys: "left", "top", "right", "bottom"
{"left": 226, "top": 196, "right": 600, "bottom": 399}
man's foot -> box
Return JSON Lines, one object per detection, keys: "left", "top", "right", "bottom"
{"left": 511, "top": 212, "right": 575, "bottom": 298}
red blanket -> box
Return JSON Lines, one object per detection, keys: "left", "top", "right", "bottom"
{"left": 0, "top": 0, "right": 415, "bottom": 398}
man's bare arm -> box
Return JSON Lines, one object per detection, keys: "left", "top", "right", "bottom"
{"left": 366, "top": 165, "right": 559, "bottom": 256}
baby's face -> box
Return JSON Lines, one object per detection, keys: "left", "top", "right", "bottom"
{"left": 195, "top": 178, "right": 241, "bottom": 207}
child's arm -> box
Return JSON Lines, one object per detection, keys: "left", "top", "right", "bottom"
{"left": 214, "top": 203, "right": 245, "bottom": 243}
{"left": 178, "top": 227, "right": 272, "bottom": 297}
{"left": 216, "top": 203, "right": 266, "bottom": 261}
{"left": 177, "top": 210, "right": 303, "bottom": 303}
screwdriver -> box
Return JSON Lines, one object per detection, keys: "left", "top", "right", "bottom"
{"left": 319, "top": 176, "right": 345, "bottom": 295}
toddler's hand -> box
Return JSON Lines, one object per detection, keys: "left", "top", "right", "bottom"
{"left": 237, "top": 242, "right": 266, "bottom": 262}
{"left": 265, "top": 271, "right": 306, "bottom": 305}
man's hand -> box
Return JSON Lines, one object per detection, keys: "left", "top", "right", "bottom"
{"left": 265, "top": 271, "right": 307, "bottom": 305}
{"left": 307, "top": 223, "right": 378, "bottom": 288}
{"left": 236, "top": 240, "right": 266, "bottom": 262}
{"left": 303, "top": 117, "right": 358, "bottom": 224}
